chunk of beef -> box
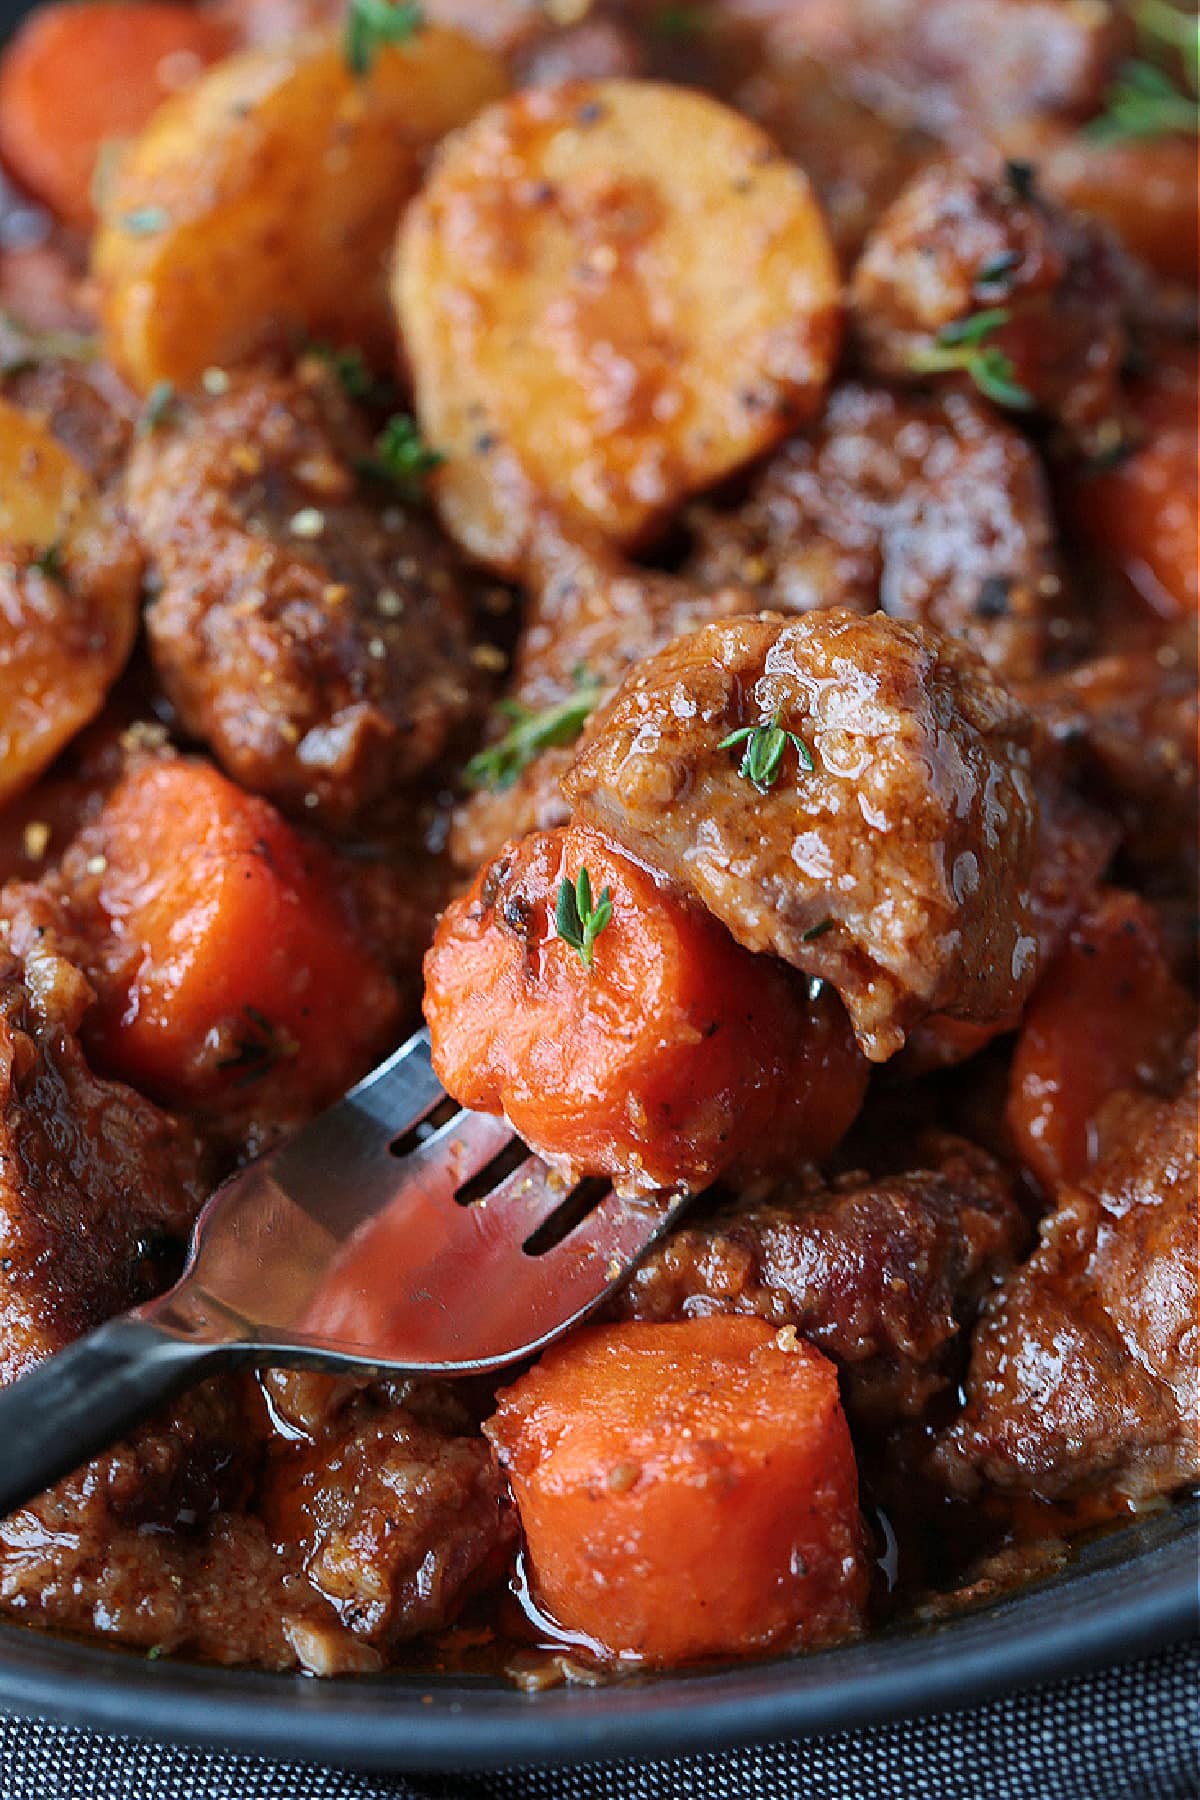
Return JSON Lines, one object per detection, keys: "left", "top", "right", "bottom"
{"left": 451, "top": 529, "right": 755, "bottom": 871}
{"left": 850, "top": 159, "right": 1135, "bottom": 456}
{"left": 719, "top": 0, "right": 1125, "bottom": 141}
{"left": 712, "top": 48, "right": 937, "bottom": 264}
{"left": 937, "top": 1089, "right": 1199, "bottom": 1506}
{"left": 0, "top": 933, "right": 319, "bottom": 1667}
{"left": 898, "top": 780, "right": 1118, "bottom": 1075}
{"left": 264, "top": 1388, "right": 516, "bottom": 1651}
{"left": 614, "top": 1134, "right": 1026, "bottom": 1423}
{"left": 1028, "top": 646, "right": 1198, "bottom": 895}
{"left": 686, "top": 383, "right": 1068, "bottom": 683}
{"left": 123, "top": 365, "right": 477, "bottom": 830}
{"left": 565, "top": 610, "right": 1040, "bottom": 1060}
{"left": 0, "top": 935, "right": 206, "bottom": 1382}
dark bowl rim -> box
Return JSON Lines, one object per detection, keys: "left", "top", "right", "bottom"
{"left": 0, "top": 1504, "right": 1196, "bottom": 1771}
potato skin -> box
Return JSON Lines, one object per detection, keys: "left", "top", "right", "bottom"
{"left": 0, "top": 400, "right": 141, "bottom": 806}
{"left": 93, "top": 30, "right": 507, "bottom": 392}
{"left": 397, "top": 79, "right": 842, "bottom": 572}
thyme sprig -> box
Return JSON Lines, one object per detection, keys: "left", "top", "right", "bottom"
{"left": 909, "top": 308, "right": 1034, "bottom": 410}
{"left": 344, "top": 0, "right": 424, "bottom": 76}
{"left": 464, "top": 671, "right": 602, "bottom": 792}
{"left": 719, "top": 708, "right": 814, "bottom": 793}
{"left": 1087, "top": 57, "right": 1199, "bottom": 141}
{"left": 555, "top": 866, "right": 613, "bottom": 971}
{"left": 371, "top": 413, "right": 443, "bottom": 498}
{"left": 1088, "top": 1, "right": 1199, "bottom": 142}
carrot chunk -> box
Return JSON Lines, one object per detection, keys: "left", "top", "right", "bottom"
{"left": 1007, "top": 889, "right": 1192, "bottom": 1193}
{"left": 81, "top": 759, "right": 398, "bottom": 1110}
{"left": 1063, "top": 344, "right": 1198, "bottom": 622}
{"left": 486, "top": 1315, "right": 868, "bottom": 1666}
{"left": 0, "top": 2, "right": 232, "bottom": 225}
{"left": 423, "top": 824, "right": 867, "bottom": 1194}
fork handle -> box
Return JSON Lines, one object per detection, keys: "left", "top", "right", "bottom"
{"left": 0, "top": 1318, "right": 240, "bottom": 1520}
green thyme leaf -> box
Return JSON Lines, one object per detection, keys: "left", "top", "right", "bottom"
{"left": 465, "top": 673, "right": 603, "bottom": 792}
{"left": 1087, "top": 3, "right": 1198, "bottom": 142}
{"left": 1086, "top": 57, "right": 1199, "bottom": 142}
{"left": 370, "top": 412, "right": 443, "bottom": 498}
{"left": 306, "top": 339, "right": 396, "bottom": 405}
{"left": 344, "top": 0, "right": 424, "bottom": 77}
{"left": 909, "top": 308, "right": 1034, "bottom": 411}
{"left": 137, "top": 380, "right": 177, "bottom": 437}
{"left": 719, "top": 708, "right": 814, "bottom": 793}
{"left": 555, "top": 866, "right": 613, "bottom": 970}
{"left": 803, "top": 918, "right": 834, "bottom": 942}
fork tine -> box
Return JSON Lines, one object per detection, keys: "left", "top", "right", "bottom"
{"left": 469, "top": 1152, "right": 592, "bottom": 1239}
{"left": 405, "top": 1107, "right": 516, "bottom": 1199}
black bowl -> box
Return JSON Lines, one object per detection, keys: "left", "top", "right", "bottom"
{"left": 0, "top": 0, "right": 1195, "bottom": 1770}
{"left": 0, "top": 1501, "right": 1194, "bottom": 1770}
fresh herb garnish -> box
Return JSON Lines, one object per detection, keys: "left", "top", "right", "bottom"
{"left": 137, "top": 380, "right": 177, "bottom": 437}
{"left": 371, "top": 412, "right": 443, "bottom": 498}
{"left": 1087, "top": 57, "right": 1199, "bottom": 141}
{"left": 31, "top": 541, "right": 64, "bottom": 582}
{"left": 1088, "top": 1, "right": 1199, "bottom": 141}
{"left": 121, "top": 205, "right": 170, "bottom": 236}
{"left": 555, "top": 866, "right": 613, "bottom": 971}
{"left": 719, "top": 708, "right": 814, "bottom": 793}
{"left": 307, "top": 340, "right": 396, "bottom": 405}
{"left": 218, "top": 1006, "right": 299, "bottom": 1088}
{"left": 465, "top": 672, "right": 603, "bottom": 792}
{"left": 908, "top": 308, "right": 1034, "bottom": 410}
{"left": 344, "top": 0, "right": 424, "bottom": 76}
{"left": 803, "top": 918, "right": 834, "bottom": 942}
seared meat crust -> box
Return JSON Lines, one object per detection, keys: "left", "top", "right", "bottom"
{"left": 615, "top": 1135, "right": 1026, "bottom": 1423}
{"left": 566, "top": 609, "right": 1039, "bottom": 1060}
{"left": 124, "top": 366, "right": 476, "bottom": 830}
{"left": 686, "top": 383, "right": 1067, "bottom": 683}
{"left": 451, "top": 530, "right": 755, "bottom": 870}
{"left": 851, "top": 160, "right": 1135, "bottom": 455}
{"left": 937, "top": 1089, "right": 1199, "bottom": 1505}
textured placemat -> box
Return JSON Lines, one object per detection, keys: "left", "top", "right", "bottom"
{"left": 2, "top": 1637, "right": 1196, "bottom": 1800}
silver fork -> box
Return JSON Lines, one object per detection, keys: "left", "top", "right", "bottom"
{"left": 0, "top": 1028, "right": 692, "bottom": 1519}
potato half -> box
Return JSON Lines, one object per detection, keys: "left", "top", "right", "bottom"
{"left": 0, "top": 399, "right": 141, "bottom": 803}
{"left": 94, "top": 29, "right": 507, "bottom": 392}
{"left": 395, "top": 79, "right": 842, "bottom": 572}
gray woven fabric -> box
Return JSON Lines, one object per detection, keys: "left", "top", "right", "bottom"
{"left": 2, "top": 1639, "right": 1196, "bottom": 1800}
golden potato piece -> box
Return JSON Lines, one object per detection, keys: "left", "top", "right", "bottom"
{"left": 93, "top": 30, "right": 507, "bottom": 392}
{"left": 395, "top": 79, "right": 842, "bottom": 572}
{"left": 0, "top": 399, "right": 141, "bottom": 804}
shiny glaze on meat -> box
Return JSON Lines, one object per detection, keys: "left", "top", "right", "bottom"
{"left": 566, "top": 610, "right": 1039, "bottom": 1059}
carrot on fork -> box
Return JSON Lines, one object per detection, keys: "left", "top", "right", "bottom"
{"left": 423, "top": 822, "right": 868, "bottom": 1195}
{"left": 0, "top": 2, "right": 233, "bottom": 225}
{"left": 486, "top": 1315, "right": 869, "bottom": 1666}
